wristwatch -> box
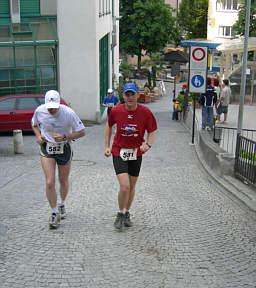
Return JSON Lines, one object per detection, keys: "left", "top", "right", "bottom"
{"left": 146, "top": 142, "right": 151, "bottom": 149}
{"left": 63, "top": 134, "right": 67, "bottom": 141}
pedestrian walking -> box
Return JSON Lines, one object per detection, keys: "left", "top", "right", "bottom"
{"left": 104, "top": 83, "right": 157, "bottom": 231}
{"left": 216, "top": 79, "right": 231, "bottom": 124}
{"left": 213, "top": 78, "right": 221, "bottom": 125}
{"left": 172, "top": 98, "right": 182, "bottom": 121}
{"left": 159, "top": 79, "right": 166, "bottom": 96}
{"left": 31, "top": 90, "right": 85, "bottom": 229}
{"left": 198, "top": 78, "right": 217, "bottom": 130}
{"left": 102, "top": 88, "right": 119, "bottom": 116}
{"left": 179, "top": 83, "right": 187, "bottom": 96}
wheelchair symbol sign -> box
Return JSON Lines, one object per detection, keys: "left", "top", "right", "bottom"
{"left": 191, "top": 75, "right": 204, "bottom": 88}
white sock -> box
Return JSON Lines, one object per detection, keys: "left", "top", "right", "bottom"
{"left": 120, "top": 209, "right": 126, "bottom": 214}
{"left": 58, "top": 200, "right": 65, "bottom": 206}
{"left": 52, "top": 207, "right": 58, "bottom": 214}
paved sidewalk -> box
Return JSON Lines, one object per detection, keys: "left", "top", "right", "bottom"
{"left": 0, "top": 85, "right": 256, "bottom": 288}
{"left": 193, "top": 102, "right": 256, "bottom": 211}
{"left": 195, "top": 103, "right": 256, "bottom": 130}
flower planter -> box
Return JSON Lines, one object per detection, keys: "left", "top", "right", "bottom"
{"left": 138, "top": 92, "right": 151, "bottom": 103}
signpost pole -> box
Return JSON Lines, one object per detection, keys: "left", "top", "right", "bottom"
{"left": 189, "top": 46, "right": 208, "bottom": 145}
{"left": 173, "top": 77, "right": 176, "bottom": 99}
{"left": 191, "top": 93, "right": 196, "bottom": 144}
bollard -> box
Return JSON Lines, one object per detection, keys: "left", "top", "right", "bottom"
{"left": 13, "top": 130, "right": 24, "bottom": 154}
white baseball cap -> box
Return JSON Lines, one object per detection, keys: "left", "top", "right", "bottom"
{"left": 45, "top": 90, "right": 60, "bottom": 109}
{"left": 108, "top": 88, "right": 113, "bottom": 93}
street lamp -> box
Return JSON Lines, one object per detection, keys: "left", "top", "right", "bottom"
{"left": 237, "top": 0, "right": 251, "bottom": 137}
{"left": 235, "top": 0, "right": 251, "bottom": 158}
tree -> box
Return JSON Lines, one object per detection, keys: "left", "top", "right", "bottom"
{"left": 119, "top": 62, "right": 135, "bottom": 81}
{"left": 177, "top": 0, "right": 208, "bottom": 39}
{"left": 119, "top": 0, "right": 181, "bottom": 69}
{"left": 141, "top": 53, "right": 165, "bottom": 87}
{"left": 232, "top": 0, "right": 256, "bottom": 37}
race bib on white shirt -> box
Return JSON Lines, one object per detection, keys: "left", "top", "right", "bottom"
{"left": 46, "top": 142, "right": 64, "bottom": 154}
{"left": 32, "top": 104, "right": 85, "bottom": 143}
{"left": 120, "top": 148, "right": 137, "bottom": 161}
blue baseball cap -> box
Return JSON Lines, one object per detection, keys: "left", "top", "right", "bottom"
{"left": 123, "top": 83, "right": 138, "bottom": 94}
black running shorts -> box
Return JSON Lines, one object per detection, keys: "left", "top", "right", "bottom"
{"left": 40, "top": 142, "right": 72, "bottom": 166}
{"left": 112, "top": 155, "right": 142, "bottom": 177}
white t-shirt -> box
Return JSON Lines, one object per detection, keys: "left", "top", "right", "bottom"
{"left": 221, "top": 86, "right": 231, "bottom": 106}
{"left": 31, "top": 104, "right": 85, "bottom": 143}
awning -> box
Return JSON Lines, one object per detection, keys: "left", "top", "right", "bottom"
{"left": 216, "top": 37, "right": 256, "bottom": 53}
{"left": 180, "top": 39, "right": 221, "bottom": 49}
{"left": 164, "top": 50, "right": 189, "bottom": 63}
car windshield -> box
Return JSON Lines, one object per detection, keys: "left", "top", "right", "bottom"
{"left": 17, "top": 97, "right": 40, "bottom": 110}
{"left": 0, "top": 98, "right": 16, "bottom": 111}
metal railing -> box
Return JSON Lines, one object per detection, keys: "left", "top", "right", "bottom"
{"left": 213, "top": 126, "right": 256, "bottom": 155}
{"left": 235, "top": 135, "right": 256, "bottom": 186}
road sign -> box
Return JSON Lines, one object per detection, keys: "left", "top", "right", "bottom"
{"left": 189, "top": 70, "right": 206, "bottom": 93}
{"left": 189, "top": 46, "right": 208, "bottom": 93}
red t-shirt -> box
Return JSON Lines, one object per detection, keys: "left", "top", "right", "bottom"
{"left": 108, "top": 104, "right": 157, "bottom": 156}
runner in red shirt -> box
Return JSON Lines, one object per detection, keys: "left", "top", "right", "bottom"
{"left": 104, "top": 83, "right": 157, "bottom": 230}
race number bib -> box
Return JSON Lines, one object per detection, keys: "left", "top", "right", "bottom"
{"left": 120, "top": 148, "right": 137, "bottom": 161}
{"left": 46, "top": 142, "right": 64, "bottom": 155}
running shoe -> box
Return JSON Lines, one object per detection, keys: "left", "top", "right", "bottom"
{"left": 58, "top": 204, "right": 66, "bottom": 219}
{"left": 124, "top": 211, "right": 133, "bottom": 227}
{"left": 114, "top": 212, "right": 124, "bottom": 230}
{"left": 49, "top": 213, "right": 61, "bottom": 229}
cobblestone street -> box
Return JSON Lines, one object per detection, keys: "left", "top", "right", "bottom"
{"left": 0, "top": 86, "right": 256, "bottom": 287}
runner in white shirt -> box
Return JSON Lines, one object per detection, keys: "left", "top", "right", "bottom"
{"left": 32, "top": 90, "right": 85, "bottom": 229}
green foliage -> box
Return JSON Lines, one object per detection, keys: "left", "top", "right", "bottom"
{"left": 141, "top": 53, "right": 165, "bottom": 87}
{"left": 120, "top": 0, "right": 181, "bottom": 68}
{"left": 119, "top": 62, "right": 135, "bottom": 81}
{"left": 176, "top": 92, "right": 193, "bottom": 109}
{"left": 232, "top": 0, "right": 256, "bottom": 37}
{"left": 177, "top": 0, "right": 208, "bottom": 39}
{"left": 116, "top": 77, "right": 126, "bottom": 103}
{"left": 240, "top": 149, "right": 256, "bottom": 162}
{"left": 176, "top": 94, "right": 185, "bottom": 109}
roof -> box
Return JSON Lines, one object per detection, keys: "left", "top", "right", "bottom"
{"left": 216, "top": 37, "right": 256, "bottom": 53}
{"left": 180, "top": 40, "right": 221, "bottom": 49}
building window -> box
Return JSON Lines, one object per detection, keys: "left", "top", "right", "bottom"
{"left": 219, "top": 26, "right": 235, "bottom": 37}
{"left": 20, "top": 0, "right": 40, "bottom": 16}
{"left": 99, "top": 0, "right": 111, "bottom": 17}
{"left": 0, "top": 18, "right": 58, "bottom": 96}
{"left": 216, "top": 0, "right": 239, "bottom": 10}
{"left": 0, "top": 0, "right": 9, "bottom": 16}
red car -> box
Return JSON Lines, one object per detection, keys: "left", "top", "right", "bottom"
{"left": 0, "top": 94, "right": 69, "bottom": 132}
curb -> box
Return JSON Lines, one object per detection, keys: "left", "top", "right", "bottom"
{"left": 183, "top": 108, "right": 256, "bottom": 213}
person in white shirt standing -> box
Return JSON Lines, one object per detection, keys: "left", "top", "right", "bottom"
{"left": 31, "top": 90, "right": 85, "bottom": 229}
{"left": 216, "top": 79, "right": 231, "bottom": 123}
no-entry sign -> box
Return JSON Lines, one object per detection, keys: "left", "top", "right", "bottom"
{"left": 192, "top": 47, "right": 206, "bottom": 61}
{"left": 189, "top": 46, "right": 208, "bottom": 93}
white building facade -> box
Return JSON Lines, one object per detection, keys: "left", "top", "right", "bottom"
{"left": 165, "top": 0, "right": 180, "bottom": 15}
{"left": 58, "top": 0, "right": 119, "bottom": 122}
{"left": 207, "top": 0, "right": 240, "bottom": 42}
